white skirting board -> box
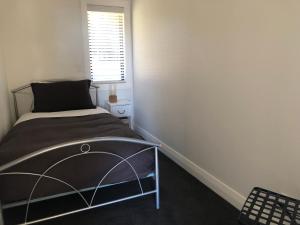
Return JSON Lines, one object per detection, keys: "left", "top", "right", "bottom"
{"left": 133, "top": 124, "right": 246, "bottom": 210}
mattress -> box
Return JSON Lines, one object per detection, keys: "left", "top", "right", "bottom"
{"left": 0, "top": 108, "right": 154, "bottom": 203}
{"left": 14, "top": 107, "right": 109, "bottom": 125}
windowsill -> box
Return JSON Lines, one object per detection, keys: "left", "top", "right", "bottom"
{"left": 92, "top": 80, "right": 127, "bottom": 85}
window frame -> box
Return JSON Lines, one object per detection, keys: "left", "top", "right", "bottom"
{"left": 81, "top": 0, "right": 132, "bottom": 84}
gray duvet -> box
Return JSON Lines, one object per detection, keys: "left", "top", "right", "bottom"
{"left": 0, "top": 113, "right": 154, "bottom": 203}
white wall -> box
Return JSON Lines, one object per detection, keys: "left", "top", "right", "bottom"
{"left": 0, "top": 5, "right": 11, "bottom": 139}
{"left": 133, "top": 0, "right": 300, "bottom": 208}
{"left": 0, "top": 46, "right": 11, "bottom": 140}
{"left": 1, "top": 0, "right": 132, "bottom": 114}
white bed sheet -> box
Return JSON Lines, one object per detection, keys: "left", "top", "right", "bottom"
{"left": 15, "top": 107, "right": 110, "bottom": 125}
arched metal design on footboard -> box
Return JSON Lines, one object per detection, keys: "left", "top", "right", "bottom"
{"left": 0, "top": 137, "right": 160, "bottom": 225}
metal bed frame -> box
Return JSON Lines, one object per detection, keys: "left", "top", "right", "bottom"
{"left": 0, "top": 81, "right": 160, "bottom": 225}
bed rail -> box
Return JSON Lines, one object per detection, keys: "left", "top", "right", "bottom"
{"left": 0, "top": 137, "right": 160, "bottom": 225}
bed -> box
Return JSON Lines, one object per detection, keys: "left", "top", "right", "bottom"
{"left": 0, "top": 80, "right": 160, "bottom": 225}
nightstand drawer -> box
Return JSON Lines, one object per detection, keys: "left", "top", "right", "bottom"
{"left": 111, "top": 105, "right": 130, "bottom": 117}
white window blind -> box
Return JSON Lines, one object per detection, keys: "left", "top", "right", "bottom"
{"left": 87, "top": 5, "right": 125, "bottom": 82}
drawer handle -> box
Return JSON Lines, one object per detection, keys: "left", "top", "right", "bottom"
{"left": 117, "top": 109, "right": 126, "bottom": 114}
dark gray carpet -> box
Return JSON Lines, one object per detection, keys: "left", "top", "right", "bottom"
{"left": 4, "top": 153, "right": 240, "bottom": 225}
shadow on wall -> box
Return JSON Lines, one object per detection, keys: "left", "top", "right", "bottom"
{"left": 0, "top": 51, "right": 11, "bottom": 140}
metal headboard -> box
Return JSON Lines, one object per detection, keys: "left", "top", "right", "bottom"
{"left": 11, "top": 80, "right": 99, "bottom": 120}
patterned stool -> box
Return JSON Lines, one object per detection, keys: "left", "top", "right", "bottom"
{"left": 239, "top": 187, "right": 300, "bottom": 225}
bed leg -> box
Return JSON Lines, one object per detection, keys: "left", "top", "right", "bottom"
{"left": 0, "top": 201, "right": 4, "bottom": 225}
{"left": 155, "top": 147, "right": 160, "bottom": 210}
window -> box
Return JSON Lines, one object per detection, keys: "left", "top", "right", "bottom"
{"left": 87, "top": 5, "right": 125, "bottom": 82}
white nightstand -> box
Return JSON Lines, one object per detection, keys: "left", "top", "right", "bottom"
{"left": 106, "top": 99, "right": 132, "bottom": 128}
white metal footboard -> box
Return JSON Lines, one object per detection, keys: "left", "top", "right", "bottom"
{"left": 0, "top": 137, "right": 160, "bottom": 225}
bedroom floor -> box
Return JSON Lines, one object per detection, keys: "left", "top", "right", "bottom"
{"left": 6, "top": 153, "right": 240, "bottom": 225}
